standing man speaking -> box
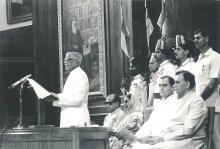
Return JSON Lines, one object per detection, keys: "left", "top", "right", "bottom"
{"left": 51, "top": 52, "right": 90, "bottom": 127}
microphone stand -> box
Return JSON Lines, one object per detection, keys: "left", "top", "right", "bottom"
{"left": 13, "top": 81, "right": 26, "bottom": 129}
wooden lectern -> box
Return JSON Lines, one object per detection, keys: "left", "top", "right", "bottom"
{"left": 0, "top": 127, "right": 109, "bottom": 149}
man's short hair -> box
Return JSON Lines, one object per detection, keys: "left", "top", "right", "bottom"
{"left": 160, "top": 47, "right": 176, "bottom": 60}
{"left": 194, "top": 27, "right": 210, "bottom": 38}
{"left": 176, "top": 70, "right": 195, "bottom": 89}
{"left": 160, "top": 76, "right": 175, "bottom": 87}
{"left": 67, "top": 52, "right": 82, "bottom": 64}
{"left": 105, "top": 93, "right": 121, "bottom": 106}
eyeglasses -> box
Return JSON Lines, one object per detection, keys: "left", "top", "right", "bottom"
{"left": 104, "top": 102, "right": 113, "bottom": 105}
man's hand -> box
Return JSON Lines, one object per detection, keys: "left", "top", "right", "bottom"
{"left": 44, "top": 92, "right": 59, "bottom": 102}
{"left": 50, "top": 92, "right": 58, "bottom": 98}
{"left": 139, "top": 136, "right": 164, "bottom": 145}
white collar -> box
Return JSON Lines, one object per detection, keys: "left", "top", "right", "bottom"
{"left": 160, "top": 60, "right": 169, "bottom": 67}
{"left": 198, "top": 48, "right": 212, "bottom": 60}
{"left": 179, "top": 58, "right": 192, "bottom": 68}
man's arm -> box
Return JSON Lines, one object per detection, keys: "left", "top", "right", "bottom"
{"left": 201, "top": 78, "right": 218, "bottom": 100}
{"left": 163, "top": 99, "right": 207, "bottom": 140}
{"left": 53, "top": 72, "right": 89, "bottom": 107}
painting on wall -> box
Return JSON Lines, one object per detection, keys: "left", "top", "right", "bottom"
{"left": 6, "top": 0, "right": 32, "bottom": 24}
{"left": 57, "top": 0, "right": 107, "bottom": 95}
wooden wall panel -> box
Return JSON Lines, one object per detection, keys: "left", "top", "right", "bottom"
{"left": 33, "top": 0, "right": 60, "bottom": 126}
{"left": 107, "top": 0, "right": 132, "bottom": 94}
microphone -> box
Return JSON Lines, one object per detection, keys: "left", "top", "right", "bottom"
{"left": 8, "top": 74, "right": 32, "bottom": 89}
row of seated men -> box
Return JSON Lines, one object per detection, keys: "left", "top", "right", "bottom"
{"left": 102, "top": 27, "right": 220, "bottom": 149}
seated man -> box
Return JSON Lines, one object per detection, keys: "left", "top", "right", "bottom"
{"left": 136, "top": 76, "right": 178, "bottom": 138}
{"left": 153, "top": 38, "right": 177, "bottom": 106}
{"left": 103, "top": 93, "right": 124, "bottom": 131}
{"left": 131, "top": 71, "right": 208, "bottom": 149}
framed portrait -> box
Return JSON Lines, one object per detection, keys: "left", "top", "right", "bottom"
{"left": 6, "top": 0, "right": 32, "bottom": 24}
{"left": 57, "top": 0, "right": 107, "bottom": 96}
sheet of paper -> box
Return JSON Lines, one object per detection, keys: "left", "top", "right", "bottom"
{"left": 27, "top": 78, "right": 51, "bottom": 99}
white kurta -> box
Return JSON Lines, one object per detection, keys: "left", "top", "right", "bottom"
{"left": 133, "top": 90, "right": 207, "bottom": 149}
{"left": 53, "top": 67, "right": 90, "bottom": 127}
{"left": 103, "top": 108, "right": 124, "bottom": 131}
{"left": 136, "top": 94, "right": 178, "bottom": 138}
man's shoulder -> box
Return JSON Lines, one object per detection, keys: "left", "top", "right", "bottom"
{"left": 162, "top": 61, "right": 176, "bottom": 74}
{"left": 114, "top": 108, "right": 124, "bottom": 115}
{"left": 202, "top": 48, "right": 220, "bottom": 59}
{"left": 71, "top": 67, "right": 88, "bottom": 79}
{"left": 163, "top": 61, "right": 176, "bottom": 69}
{"left": 186, "top": 91, "right": 205, "bottom": 105}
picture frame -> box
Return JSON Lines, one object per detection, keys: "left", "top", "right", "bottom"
{"left": 6, "top": 0, "right": 32, "bottom": 24}
{"left": 57, "top": 0, "right": 107, "bottom": 96}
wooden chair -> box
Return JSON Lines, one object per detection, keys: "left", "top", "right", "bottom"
{"left": 191, "top": 107, "right": 215, "bottom": 149}
{"left": 206, "top": 107, "right": 215, "bottom": 149}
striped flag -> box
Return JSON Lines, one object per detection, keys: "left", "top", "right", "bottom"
{"left": 145, "top": 4, "right": 154, "bottom": 50}
{"left": 145, "top": 0, "right": 154, "bottom": 58}
{"left": 157, "top": 0, "right": 166, "bottom": 30}
{"left": 120, "top": 4, "right": 130, "bottom": 58}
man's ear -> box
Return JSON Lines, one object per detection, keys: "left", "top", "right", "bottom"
{"left": 171, "top": 86, "right": 175, "bottom": 92}
{"left": 186, "top": 81, "right": 190, "bottom": 89}
{"left": 205, "top": 36, "right": 209, "bottom": 43}
{"left": 185, "top": 50, "right": 189, "bottom": 56}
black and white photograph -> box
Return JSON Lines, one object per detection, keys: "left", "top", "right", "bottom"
{"left": 0, "top": 0, "right": 219, "bottom": 149}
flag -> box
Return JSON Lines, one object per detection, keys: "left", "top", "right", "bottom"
{"left": 145, "top": 5, "right": 154, "bottom": 50}
{"left": 120, "top": 4, "right": 130, "bottom": 58}
{"left": 157, "top": 0, "right": 166, "bottom": 29}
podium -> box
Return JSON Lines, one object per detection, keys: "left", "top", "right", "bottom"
{"left": 0, "top": 127, "right": 109, "bottom": 149}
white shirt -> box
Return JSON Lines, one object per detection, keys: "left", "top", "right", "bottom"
{"left": 103, "top": 108, "right": 124, "bottom": 131}
{"left": 136, "top": 94, "right": 178, "bottom": 138}
{"left": 162, "top": 90, "right": 207, "bottom": 140}
{"left": 53, "top": 67, "right": 90, "bottom": 127}
{"left": 195, "top": 48, "right": 220, "bottom": 107}
{"left": 177, "top": 58, "right": 196, "bottom": 75}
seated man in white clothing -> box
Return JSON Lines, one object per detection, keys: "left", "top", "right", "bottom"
{"left": 135, "top": 76, "right": 178, "bottom": 143}
{"left": 153, "top": 38, "right": 177, "bottom": 106}
{"left": 130, "top": 70, "right": 208, "bottom": 149}
{"left": 103, "top": 93, "right": 124, "bottom": 131}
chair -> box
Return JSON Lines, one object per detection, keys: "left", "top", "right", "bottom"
{"left": 206, "top": 107, "right": 215, "bottom": 149}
